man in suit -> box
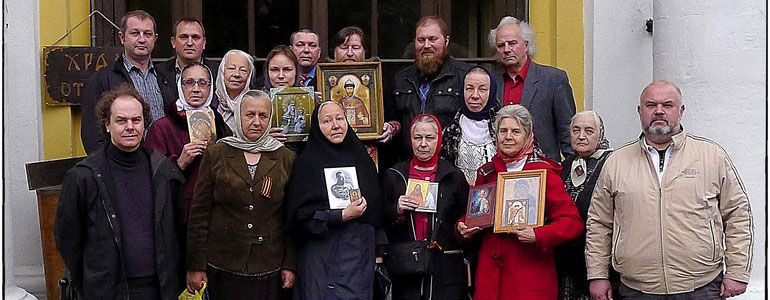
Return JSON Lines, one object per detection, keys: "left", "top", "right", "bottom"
{"left": 289, "top": 29, "right": 322, "bottom": 88}
{"left": 81, "top": 10, "right": 177, "bottom": 153}
{"left": 490, "top": 16, "right": 575, "bottom": 161}
{"left": 155, "top": 17, "right": 220, "bottom": 107}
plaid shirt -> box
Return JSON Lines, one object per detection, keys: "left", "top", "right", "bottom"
{"left": 123, "top": 54, "right": 165, "bottom": 121}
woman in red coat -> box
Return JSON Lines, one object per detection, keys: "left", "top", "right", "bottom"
{"left": 456, "top": 104, "right": 583, "bottom": 300}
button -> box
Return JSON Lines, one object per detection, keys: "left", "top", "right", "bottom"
{"left": 407, "top": 90, "right": 412, "bottom": 93}
{"left": 258, "top": 236, "right": 264, "bottom": 242}
{"left": 96, "top": 174, "right": 101, "bottom": 178}
{"left": 247, "top": 224, "right": 253, "bottom": 229}
{"left": 248, "top": 205, "right": 254, "bottom": 211}
{"left": 447, "top": 87, "right": 452, "bottom": 92}
{"left": 327, "top": 284, "right": 335, "bottom": 289}
{"left": 249, "top": 187, "right": 253, "bottom": 192}
{"left": 111, "top": 214, "right": 116, "bottom": 218}
{"left": 438, "top": 91, "right": 442, "bottom": 94}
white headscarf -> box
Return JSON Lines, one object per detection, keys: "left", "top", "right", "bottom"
{"left": 216, "top": 49, "right": 255, "bottom": 132}
{"left": 175, "top": 64, "right": 214, "bottom": 111}
{"left": 218, "top": 90, "right": 284, "bottom": 153}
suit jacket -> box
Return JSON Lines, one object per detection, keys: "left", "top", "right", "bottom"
{"left": 187, "top": 143, "right": 297, "bottom": 273}
{"left": 494, "top": 61, "right": 575, "bottom": 161}
{"left": 155, "top": 57, "right": 221, "bottom": 108}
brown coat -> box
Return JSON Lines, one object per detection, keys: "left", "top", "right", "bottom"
{"left": 187, "top": 143, "right": 297, "bottom": 273}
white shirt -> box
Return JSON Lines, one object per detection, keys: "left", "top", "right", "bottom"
{"left": 505, "top": 157, "right": 527, "bottom": 172}
{"left": 643, "top": 138, "right": 672, "bottom": 184}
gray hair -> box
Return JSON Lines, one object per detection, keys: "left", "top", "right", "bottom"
{"left": 410, "top": 115, "right": 439, "bottom": 134}
{"left": 494, "top": 105, "right": 533, "bottom": 136}
{"left": 570, "top": 111, "right": 602, "bottom": 130}
{"left": 488, "top": 16, "right": 536, "bottom": 56}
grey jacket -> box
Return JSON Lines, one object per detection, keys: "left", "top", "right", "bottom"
{"left": 494, "top": 61, "right": 575, "bottom": 161}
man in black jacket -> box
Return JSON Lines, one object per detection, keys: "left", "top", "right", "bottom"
{"left": 55, "top": 83, "right": 185, "bottom": 300}
{"left": 80, "top": 10, "right": 176, "bottom": 154}
{"left": 385, "top": 16, "right": 471, "bottom": 162}
{"left": 155, "top": 17, "right": 220, "bottom": 107}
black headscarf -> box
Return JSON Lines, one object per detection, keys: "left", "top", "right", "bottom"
{"left": 461, "top": 66, "right": 498, "bottom": 121}
{"left": 285, "top": 101, "right": 382, "bottom": 234}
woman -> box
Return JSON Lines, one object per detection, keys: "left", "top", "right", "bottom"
{"left": 186, "top": 90, "right": 296, "bottom": 299}
{"left": 556, "top": 111, "right": 614, "bottom": 300}
{"left": 456, "top": 105, "right": 583, "bottom": 300}
{"left": 216, "top": 49, "right": 256, "bottom": 134}
{"left": 146, "top": 63, "right": 226, "bottom": 222}
{"left": 441, "top": 66, "right": 498, "bottom": 185}
{"left": 286, "top": 101, "right": 382, "bottom": 300}
{"left": 381, "top": 114, "right": 469, "bottom": 300}
{"left": 258, "top": 45, "right": 301, "bottom": 92}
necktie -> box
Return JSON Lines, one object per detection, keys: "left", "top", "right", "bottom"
{"left": 299, "top": 74, "right": 309, "bottom": 86}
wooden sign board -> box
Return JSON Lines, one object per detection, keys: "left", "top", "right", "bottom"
{"left": 43, "top": 46, "right": 123, "bottom": 105}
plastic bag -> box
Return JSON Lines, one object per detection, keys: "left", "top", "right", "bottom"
{"left": 179, "top": 282, "right": 208, "bottom": 300}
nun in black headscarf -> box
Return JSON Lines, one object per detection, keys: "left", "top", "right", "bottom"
{"left": 285, "top": 101, "right": 382, "bottom": 300}
{"left": 439, "top": 66, "right": 499, "bottom": 185}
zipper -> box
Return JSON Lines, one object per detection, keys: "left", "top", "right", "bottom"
{"left": 97, "top": 172, "right": 131, "bottom": 298}
{"left": 612, "top": 222, "right": 621, "bottom": 266}
{"left": 709, "top": 219, "right": 717, "bottom": 261}
{"left": 643, "top": 144, "right": 670, "bottom": 293}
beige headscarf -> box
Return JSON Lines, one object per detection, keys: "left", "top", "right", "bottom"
{"left": 570, "top": 111, "right": 612, "bottom": 187}
{"left": 216, "top": 49, "right": 255, "bottom": 132}
{"left": 218, "top": 90, "right": 283, "bottom": 153}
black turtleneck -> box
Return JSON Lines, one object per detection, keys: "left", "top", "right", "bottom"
{"left": 105, "top": 143, "right": 157, "bottom": 278}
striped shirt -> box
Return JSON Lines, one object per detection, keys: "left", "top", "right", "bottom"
{"left": 122, "top": 54, "right": 165, "bottom": 121}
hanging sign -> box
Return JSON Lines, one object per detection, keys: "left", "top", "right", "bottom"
{"left": 43, "top": 46, "right": 122, "bottom": 105}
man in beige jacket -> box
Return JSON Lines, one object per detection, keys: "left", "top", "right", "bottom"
{"left": 585, "top": 81, "right": 753, "bottom": 300}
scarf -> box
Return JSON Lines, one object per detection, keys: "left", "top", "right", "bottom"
{"left": 409, "top": 113, "right": 443, "bottom": 169}
{"left": 285, "top": 101, "right": 382, "bottom": 231}
{"left": 217, "top": 90, "right": 283, "bottom": 153}
{"left": 570, "top": 112, "right": 612, "bottom": 187}
{"left": 215, "top": 50, "right": 255, "bottom": 132}
{"left": 460, "top": 66, "right": 498, "bottom": 121}
{"left": 175, "top": 65, "right": 214, "bottom": 112}
{"left": 499, "top": 124, "right": 535, "bottom": 164}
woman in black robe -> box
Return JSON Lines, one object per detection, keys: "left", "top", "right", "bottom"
{"left": 286, "top": 101, "right": 383, "bottom": 300}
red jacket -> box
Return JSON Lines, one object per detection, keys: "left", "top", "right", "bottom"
{"left": 460, "top": 154, "right": 583, "bottom": 300}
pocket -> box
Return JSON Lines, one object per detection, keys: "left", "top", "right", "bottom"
{"left": 392, "top": 89, "right": 414, "bottom": 111}
{"left": 611, "top": 222, "right": 623, "bottom": 267}
{"left": 431, "top": 91, "right": 462, "bottom": 115}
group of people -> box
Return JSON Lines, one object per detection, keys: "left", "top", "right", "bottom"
{"left": 53, "top": 8, "right": 753, "bottom": 300}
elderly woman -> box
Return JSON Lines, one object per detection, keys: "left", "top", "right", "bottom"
{"left": 381, "top": 114, "right": 470, "bottom": 300}
{"left": 441, "top": 66, "right": 498, "bottom": 185}
{"left": 285, "top": 101, "right": 382, "bottom": 300}
{"left": 186, "top": 90, "right": 296, "bottom": 299}
{"left": 146, "top": 63, "right": 226, "bottom": 222}
{"left": 216, "top": 49, "right": 256, "bottom": 134}
{"left": 556, "top": 111, "right": 615, "bottom": 300}
{"left": 456, "top": 105, "right": 583, "bottom": 300}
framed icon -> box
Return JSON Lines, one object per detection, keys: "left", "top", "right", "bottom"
{"left": 405, "top": 179, "right": 438, "bottom": 213}
{"left": 270, "top": 86, "right": 315, "bottom": 142}
{"left": 317, "top": 62, "right": 384, "bottom": 140}
{"left": 323, "top": 166, "right": 359, "bottom": 209}
{"left": 186, "top": 109, "right": 216, "bottom": 146}
{"left": 465, "top": 182, "right": 497, "bottom": 228}
{"left": 493, "top": 169, "right": 547, "bottom": 232}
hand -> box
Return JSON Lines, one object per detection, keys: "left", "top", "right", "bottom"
{"left": 281, "top": 269, "right": 295, "bottom": 289}
{"left": 342, "top": 197, "right": 367, "bottom": 221}
{"left": 375, "top": 256, "right": 383, "bottom": 264}
{"left": 178, "top": 141, "right": 207, "bottom": 170}
{"left": 269, "top": 127, "right": 288, "bottom": 142}
{"left": 589, "top": 279, "right": 613, "bottom": 300}
{"left": 314, "top": 91, "right": 323, "bottom": 104}
{"left": 186, "top": 270, "right": 208, "bottom": 292}
{"left": 510, "top": 228, "right": 536, "bottom": 243}
{"left": 457, "top": 222, "right": 482, "bottom": 239}
{"left": 376, "top": 122, "right": 396, "bottom": 143}
{"left": 720, "top": 277, "right": 747, "bottom": 298}
{"left": 397, "top": 195, "right": 418, "bottom": 216}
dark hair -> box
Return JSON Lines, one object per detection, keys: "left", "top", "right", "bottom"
{"left": 173, "top": 17, "right": 205, "bottom": 37}
{"left": 416, "top": 15, "right": 449, "bottom": 37}
{"left": 263, "top": 45, "right": 301, "bottom": 89}
{"left": 95, "top": 83, "right": 151, "bottom": 133}
{"left": 120, "top": 10, "right": 156, "bottom": 33}
{"left": 332, "top": 26, "right": 365, "bottom": 50}
{"left": 290, "top": 29, "right": 318, "bottom": 45}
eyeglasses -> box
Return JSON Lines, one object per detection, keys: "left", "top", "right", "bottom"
{"left": 181, "top": 79, "right": 211, "bottom": 88}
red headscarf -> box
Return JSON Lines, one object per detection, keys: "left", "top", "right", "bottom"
{"left": 497, "top": 117, "right": 535, "bottom": 164}
{"left": 409, "top": 113, "right": 443, "bottom": 169}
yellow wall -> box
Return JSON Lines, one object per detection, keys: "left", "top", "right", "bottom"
{"left": 40, "top": 0, "right": 90, "bottom": 159}
{"left": 530, "top": 0, "right": 585, "bottom": 111}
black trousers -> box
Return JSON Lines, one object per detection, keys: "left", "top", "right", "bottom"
{"left": 127, "top": 275, "right": 161, "bottom": 300}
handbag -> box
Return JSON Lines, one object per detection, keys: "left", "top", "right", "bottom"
{"left": 383, "top": 213, "right": 439, "bottom": 276}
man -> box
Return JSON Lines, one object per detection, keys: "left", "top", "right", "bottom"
{"left": 585, "top": 81, "right": 753, "bottom": 300}
{"left": 289, "top": 29, "right": 322, "bottom": 88}
{"left": 490, "top": 16, "right": 575, "bottom": 161}
{"left": 81, "top": 10, "right": 176, "bottom": 154}
{"left": 386, "top": 16, "right": 471, "bottom": 161}
{"left": 156, "top": 17, "right": 220, "bottom": 106}
{"left": 55, "top": 83, "right": 185, "bottom": 300}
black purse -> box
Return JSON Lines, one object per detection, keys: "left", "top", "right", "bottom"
{"left": 384, "top": 213, "right": 438, "bottom": 276}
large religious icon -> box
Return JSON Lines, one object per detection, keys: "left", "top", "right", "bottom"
{"left": 269, "top": 87, "right": 315, "bottom": 142}
{"left": 317, "top": 62, "right": 384, "bottom": 140}
{"left": 186, "top": 109, "right": 217, "bottom": 146}
{"left": 493, "top": 169, "right": 547, "bottom": 232}
{"left": 465, "top": 182, "right": 497, "bottom": 228}
{"left": 323, "top": 166, "right": 360, "bottom": 209}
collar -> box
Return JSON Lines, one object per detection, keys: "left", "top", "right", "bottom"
{"left": 302, "top": 65, "right": 317, "bottom": 78}
{"left": 504, "top": 57, "right": 530, "bottom": 82}
{"left": 638, "top": 126, "right": 687, "bottom": 152}
{"left": 122, "top": 53, "right": 155, "bottom": 74}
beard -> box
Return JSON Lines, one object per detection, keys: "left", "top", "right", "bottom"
{"left": 415, "top": 47, "right": 449, "bottom": 76}
{"left": 644, "top": 122, "right": 676, "bottom": 143}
